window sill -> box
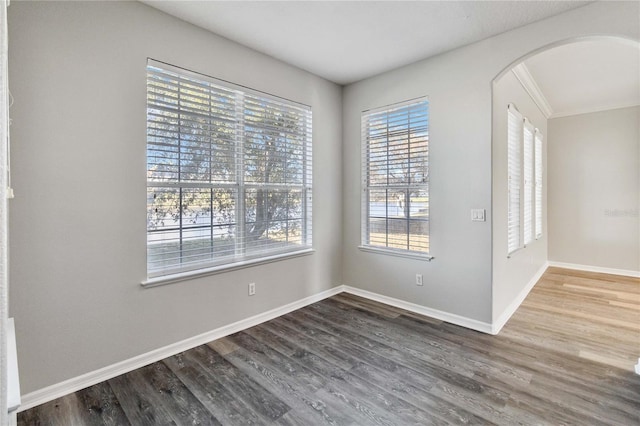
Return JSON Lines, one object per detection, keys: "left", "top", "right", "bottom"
{"left": 141, "top": 248, "right": 315, "bottom": 288}
{"left": 507, "top": 245, "right": 527, "bottom": 258}
{"left": 358, "top": 245, "right": 433, "bottom": 261}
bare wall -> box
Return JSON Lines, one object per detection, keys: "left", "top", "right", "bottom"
{"left": 8, "top": 1, "right": 343, "bottom": 394}
{"left": 548, "top": 106, "right": 640, "bottom": 273}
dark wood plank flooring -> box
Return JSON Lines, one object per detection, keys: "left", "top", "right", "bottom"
{"left": 18, "top": 268, "right": 640, "bottom": 425}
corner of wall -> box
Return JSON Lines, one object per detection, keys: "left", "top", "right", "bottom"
{"left": 492, "top": 261, "right": 548, "bottom": 334}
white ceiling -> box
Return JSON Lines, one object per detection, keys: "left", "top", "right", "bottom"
{"left": 141, "top": 1, "right": 639, "bottom": 118}
{"left": 141, "top": 0, "right": 591, "bottom": 85}
{"left": 522, "top": 39, "right": 640, "bottom": 118}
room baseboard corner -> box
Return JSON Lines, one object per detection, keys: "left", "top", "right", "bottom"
{"left": 547, "top": 261, "right": 640, "bottom": 278}
{"left": 491, "top": 261, "right": 549, "bottom": 335}
{"left": 18, "top": 284, "right": 345, "bottom": 412}
{"left": 342, "top": 286, "right": 494, "bottom": 334}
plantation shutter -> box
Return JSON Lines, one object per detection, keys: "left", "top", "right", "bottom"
{"left": 507, "top": 104, "right": 523, "bottom": 254}
{"left": 534, "top": 129, "right": 543, "bottom": 239}
{"left": 523, "top": 120, "right": 534, "bottom": 245}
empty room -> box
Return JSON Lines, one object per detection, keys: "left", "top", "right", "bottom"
{"left": 1, "top": 0, "right": 638, "bottom": 425}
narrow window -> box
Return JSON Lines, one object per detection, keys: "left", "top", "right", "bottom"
{"left": 146, "top": 60, "right": 312, "bottom": 279}
{"left": 523, "top": 119, "right": 534, "bottom": 245}
{"left": 361, "top": 98, "right": 430, "bottom": 256}
{"left": 534, "top": 129, "right": 543, "bottom": 239}
{"left": 507, "top": 104, "right": 523, "bottom": 254}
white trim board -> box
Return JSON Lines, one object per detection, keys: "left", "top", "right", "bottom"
{"left": 550, "top": 100, "right": 640, "bottom": 119}
{"left": 492, "top": 262, "right": 549, "bottom": 335}
{"left": 20, "top": 275, "right": 569, "bottom": 411}
{"left": 547, "top": 261, "right": 640, "bottom": 278}
{"left": 18, "top": 285, "right": 345, "bottom": 412}
{"left": 343, "top": 286, "right": 494, "bottom": 334}
{"left": 512, "top": 63, "right": 553, "bottom": 118}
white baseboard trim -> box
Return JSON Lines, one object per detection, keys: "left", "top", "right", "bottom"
{"left": 342, "top": 286, "right": 494, "bottom": 334}
{"left": 492, "top": 261, "right": 549, "bottom": 335}
{"left": 36, "top": 263, "right": 632, "bottom": 411}
{"left": 18, "top": 285, "right": 345, "bottom": 412}
{"left": 547, "top": 261, "right": 640, "bottom": 278}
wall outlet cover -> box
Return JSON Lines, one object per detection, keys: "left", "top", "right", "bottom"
{"left": 471, "top": 209, "right": 486, "bottom": 222}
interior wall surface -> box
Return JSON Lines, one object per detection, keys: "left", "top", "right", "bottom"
{"left": 548, "top": 106, "right": 640, "bottom": 273}
{"left": 8, "top": 0, "right": 343, "bottom": 394}
{"left": 492, "top": 71, "right": 548, "bottom": 322}
{"left": 341, "top": 1, "right": 639, "bottom": 326}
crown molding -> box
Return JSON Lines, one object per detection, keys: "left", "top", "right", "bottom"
{"left": 550, "top": 100, "right": 640, "bottom": 119}
{"left": 512, "top": 63, "right": 553, "bottom": 119}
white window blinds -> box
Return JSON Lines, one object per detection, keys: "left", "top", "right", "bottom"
{"left": 361, "top": 98, "right": 430, "bottom": 255}
{"left": 507, "top": 104, "right": 523, "bottom": 254}
{"left": 534, "top": 130, "right": 543, "bottom": 239}
{"left": 523, "top": 120, "right": 534, "bottom": 245}
{"left": 146, "top": 60, "right": 312, "bottom": 278}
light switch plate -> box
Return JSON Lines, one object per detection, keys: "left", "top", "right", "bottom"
{"left": 471, "top": 209, "right": 486, "bottom": 222}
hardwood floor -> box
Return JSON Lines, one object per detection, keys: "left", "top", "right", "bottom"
{"left": 18, "top": 267, "right": 640, "bottom": 425}
{"left": 503, "top": 267, "right": 639, "bottom": 372}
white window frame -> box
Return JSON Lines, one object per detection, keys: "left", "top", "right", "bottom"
{"left": 360, "top": 97, "right": 431, "bottom": 260}
{"left": 144, "top": 60, "right": 312, "bottom": 284}
{"left": 507, "top": 103, "right": 544, "bottom": 256}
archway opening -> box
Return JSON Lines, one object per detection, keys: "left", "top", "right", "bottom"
{"left": 492, "top": 36, "right": 639, "bottom": 370}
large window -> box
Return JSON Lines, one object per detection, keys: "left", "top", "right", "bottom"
{"left": 507, "top": 104, "right": 543, "bottom": 256}
{"left": 361, "top": 98, "right": 430, "bottom": 257}
{"left": 146, "top": 60, "right": 312, "bottom": 279}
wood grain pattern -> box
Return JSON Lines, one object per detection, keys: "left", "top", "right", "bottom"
{"left": 18, "top": 267, "right": 640, "bottom": 425}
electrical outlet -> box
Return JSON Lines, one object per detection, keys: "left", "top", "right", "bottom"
{"left": 248, "top": 282, "right": 256, "bottom": 296}
{"left": 416, "top": 274, "right": 423, "bottom": 286}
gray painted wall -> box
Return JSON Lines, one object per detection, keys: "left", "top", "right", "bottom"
{"left": 342, "top": 1, "right": 638, "bottom": 325}
{"left": 492, "top": 71, "right": 548, "bottom": 322}
{"left": 342, "top": 43, "right": 495, "bottom": 323}
{"left": 548, "top": 106, "right": 640, "bottom": 272}
{"left": 8, "top": 1, "right": 342, "bottom": 394}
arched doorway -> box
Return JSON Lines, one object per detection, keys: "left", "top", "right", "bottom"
{"left": 492, "top": 36, "right": 639, "bottom": 371}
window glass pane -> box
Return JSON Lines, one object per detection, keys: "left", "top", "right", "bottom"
{"left": 147, "top": 187, "right": 237, "bottom": 274}
{"left": 367, "top": 188, "right": 388, "bottom": 247}
{"left": 409, "top": 191, "right": 429, "bottom": 252}
{"left": 244, "top": 188, "right": 305, "bottom": 254}
{"left": 409, "top": 189, "right": 429, "bottom": 219}
{"left": 409, "top": 219, "right": 429, "bottom": 252}
{"left": 387, "top": 218, "right": 409, "bottom": 250}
